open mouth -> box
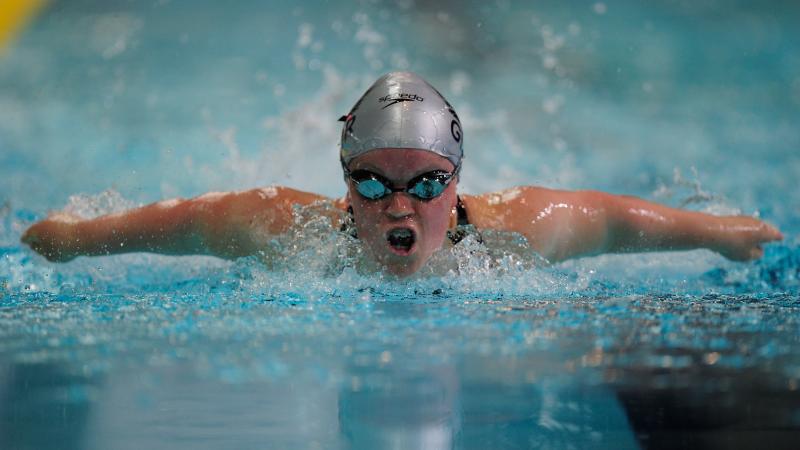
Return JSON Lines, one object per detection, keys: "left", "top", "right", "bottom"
{"left": 386, "top": 227, "right": 416, "bottom": 254}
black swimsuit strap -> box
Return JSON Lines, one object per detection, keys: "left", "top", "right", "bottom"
{"left": 456, "top": 195, "right": 469, "bottom": 226}
{"left": 448, "top": 195, "right": 470, "bottom": 245}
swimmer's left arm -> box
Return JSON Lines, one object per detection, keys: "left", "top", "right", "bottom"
{"left": 594, "top": 191, "right": 783, "bottom": 261}
{"left": 463, "top": 187, "right": 783, "bottom": 262}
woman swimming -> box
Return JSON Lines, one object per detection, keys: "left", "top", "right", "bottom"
{"left": 21, "top": 72, "right": 783, "bottom": 277}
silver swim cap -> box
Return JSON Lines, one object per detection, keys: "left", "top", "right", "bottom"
{"left": 339, "top": 71, "right": 463, "bottom": 169}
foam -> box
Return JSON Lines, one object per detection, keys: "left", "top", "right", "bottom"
{"left": 196, "top": 191, "right": 227, "bottom": 202}
{"left": 155, "top": 198, "right": 182, "bottom": 209}
{"left": 257, "top": 186, "right": 279, "bottom": 199}
{"left": 48, "top": 212, "right": 81, "bottom": 224}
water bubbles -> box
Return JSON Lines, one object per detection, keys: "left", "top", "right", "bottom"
{"left": 294, "top": 23, "right": 326, "bottom": 71}
{"left": 540, "top": 26, "right": 565, "bottom": 52}
{"left": 90, "top": 14, "right": 143, "bottom": 59}
{"left": 63, "top": 189, "right": 138, "bottom": 220}
{"left": 297, "top": 23, "right": 314, "bottom": 48}
{"left": 652, "top": 167, "right": 729, "bottom": 211}
{"left": 353, "top": 15, "right": 384, "bottom": 45}
{"left": 542, "top": 95, "right": 564, "bottom": 115}
{"left": 307, "top": 59, "right": 322, "bottom": 71}
{"left": 592, "top": 3, "right": 607, "bottom": 15}
{"left": 449, "top": 71, "right": 471, "bottom": 96}
{"left": 390, "top": 52, "right": 409, "bottom": 70}
{"left": 350, "top": 13, "right": 388, "bottom": 72}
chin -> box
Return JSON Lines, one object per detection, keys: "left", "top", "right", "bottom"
{"left": 384, "top": 262, "right": 421, "bottom": 277}
{"left": 372, "top": 252, "right": 427, "bottom": 277}
{"left": 371, "top": 253, "right": 414, "bottom": 276}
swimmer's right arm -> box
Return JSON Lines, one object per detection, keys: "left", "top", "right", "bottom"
{"left": 21, "top": 187, "right": 334, "bottom": 262}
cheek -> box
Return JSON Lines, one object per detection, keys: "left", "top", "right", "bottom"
{"left": 418, "top": 192, "right": 457, "bottom": 235}
{"left": 349, "top": 198, "right": 383, "bottom": 241}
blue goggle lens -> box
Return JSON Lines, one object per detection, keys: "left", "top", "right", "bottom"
{"left": 408, "top": 178, "right": 446, "bottom": 199}
{"left": 356, "top": 179, "right": 390, "bottom": 199}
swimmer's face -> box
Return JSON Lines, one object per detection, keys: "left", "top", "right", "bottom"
{"left": 346, "top": 148, "right": 458, "bottom": 277}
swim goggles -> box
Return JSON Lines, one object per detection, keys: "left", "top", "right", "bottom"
{"left": 344, "top": 166, "right": 460, "bottom": 201}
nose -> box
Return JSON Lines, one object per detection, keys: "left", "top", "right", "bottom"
{"left": 385, "top": 193, "right": 414, "bottom": 218}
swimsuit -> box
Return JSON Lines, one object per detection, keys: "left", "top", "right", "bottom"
{"left": 446, "top": 195, "right": 470, "bottom": 245}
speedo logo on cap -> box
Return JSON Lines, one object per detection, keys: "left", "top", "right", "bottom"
{"left": 378, "top": 93, "right": 424, "bottom": 109}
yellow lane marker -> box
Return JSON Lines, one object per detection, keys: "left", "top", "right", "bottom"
{"left": 0, "top": 0, "right": 48, "bottom": 53}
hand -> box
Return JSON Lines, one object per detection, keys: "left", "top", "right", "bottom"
{"left": 712, "top": 216, "right": 783, "bottom": 261}
{"left": 21, "top": 213, "right": 82, "bottom": 262}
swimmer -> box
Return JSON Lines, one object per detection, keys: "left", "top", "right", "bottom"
{"left": 21, "top": 72, "right": 783, "bottom": 277}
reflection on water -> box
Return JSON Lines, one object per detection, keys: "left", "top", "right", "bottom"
{"left": 5, "top": 357, "right": 799, "bottom": 449}
{"left": 1, "top": 360, "right": 641, "bottom": 450}
{"left": 339, "top": 366, "right": 461, "bottom": 449}
{"left": 0, "top": 363, "right": 95, "bottom": 450}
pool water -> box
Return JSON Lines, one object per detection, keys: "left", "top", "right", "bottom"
{"left": 1, "top": 0, "right": 799, "bottom": 448}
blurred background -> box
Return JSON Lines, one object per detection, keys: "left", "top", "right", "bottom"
{"left": 1, "top": 0, "right": 797, "bottom": 231}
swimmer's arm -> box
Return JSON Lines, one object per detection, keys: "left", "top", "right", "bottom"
{"left": 463, "top": 187, "right": 783, "bottom": 262}
{"left": 21, "top": 187, "right": 335, "bottom": 262}
{"left": 594, "top": 191, "right": 783, "bottom": 260}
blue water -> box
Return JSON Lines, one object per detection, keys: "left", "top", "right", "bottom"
{"left": 1, "top": 0, "right": 799, "bottom": 448}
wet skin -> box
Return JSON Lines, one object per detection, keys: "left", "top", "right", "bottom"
{"left": 21, "top": 150, "right": 783, "bottom": 275}
{"left": 345, "top": 149, "right": 458, "bottom": 277}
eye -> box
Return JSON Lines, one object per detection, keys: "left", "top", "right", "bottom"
{"left": 411, "top": 178, "right": 445, "bottom": 199}
{"left": 357, "top": 179, "right": 389, "bottom": 199}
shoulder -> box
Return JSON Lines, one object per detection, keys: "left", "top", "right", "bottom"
{"left": 190, "top": 186, "right": 343, "bottom": 232}
{"left": 459, "top": 186, "right": 613, "bottom": 261}
{"left": 462, "top": 186, "right": 608, "bottom": 213}
{"left": 462, "top": 186, "right": 555, "bottom": 205}
{"left": 459, "top": 186, "right": 611, "bottom": 232}
{"left": 193, "top": 186, "right": 341, "bottom": 223}
{"left": 460, "top": 186, "right": 567, "bottom": 226}
{"left": 240, "top": 186, "right": 332, "bottom": 206}
{"left": 191, "top": 186, "right": 341, "bottom": 212}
